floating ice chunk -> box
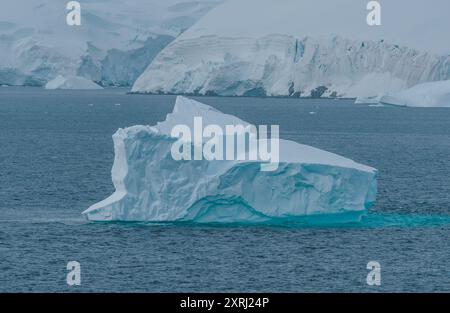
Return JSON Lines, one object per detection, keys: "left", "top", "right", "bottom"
{"left": 379, "top": 80, "right": 450, "bottom": 107}
{"left": 83, "top": 96, "right": 377, "bottom": 223}
{"left": 354, "top": 95, "right": 383, "bottom": 105}
{"left": 45, "top": 75, "right": 103, "bottom": 90}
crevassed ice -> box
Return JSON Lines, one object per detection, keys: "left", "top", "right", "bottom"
{"left": 83, "top": 96, "right": 377, "bottom": 223}
{"left": 131, "top": 34, "right": 449, "bottom": 98}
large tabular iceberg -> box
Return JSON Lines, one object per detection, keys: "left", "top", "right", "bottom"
{"left": 83, "top": 96, "right": 377, "bottom": 223}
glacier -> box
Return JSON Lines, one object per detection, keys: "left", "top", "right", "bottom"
{"left": 132, "top": 0, "right": 450, "bottom": 98}
{"left": 83, "top": 96, "right": 377, "bottom": 223}
{"left": 0, "top": 0, "right": 222, "bottom": 86}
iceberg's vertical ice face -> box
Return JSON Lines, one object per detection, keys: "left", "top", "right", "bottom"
{"left": 83, "top": 96, "right": 377, "bottom": 223}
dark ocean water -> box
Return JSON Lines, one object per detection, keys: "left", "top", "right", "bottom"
{"left": 0, "top": 87, "right": 449, "bottom": 292}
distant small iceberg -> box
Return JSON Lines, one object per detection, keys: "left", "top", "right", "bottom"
{"left": 380, "top": 80, "right": 450, "bottom": 107}
{"left": 354, "top": 95, "right": 382, "bottom": 105}
{"left": 355, "top": 80, "right": 450, "bottom": 107}
{"left": 45, "top": 75, "right": 103, "bottom": 90}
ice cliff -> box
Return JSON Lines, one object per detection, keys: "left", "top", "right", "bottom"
{"left": 83, "top": 96, "right": 377, "bottom": 223}
{"left": 132, "top": 0, "right": 450, "bottom": 98}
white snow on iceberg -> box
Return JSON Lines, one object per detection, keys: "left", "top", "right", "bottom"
{"left": 379, "top": 80, "right": 450, "bottom": 107}
{"left": 83, "top": 96, "right": 377, "bottom": 223}
{"left": 45, "top": 75, "right": 103, "bottom": 90}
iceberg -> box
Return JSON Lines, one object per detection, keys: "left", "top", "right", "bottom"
{"left": 354, "top": 96, "right": 383, "bottom": 105}
{"left": 379, "top": 80, "right": 450, "bottom": 107}
{"left": 45, "top": 75, "right": 103, "bottom": 90}
{"left": 83, "top": 96, "right": 377, "bottom": 223}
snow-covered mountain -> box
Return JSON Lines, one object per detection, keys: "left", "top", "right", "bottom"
{"left": 132, "top": 0, "right": 450, "bottom": 98}
{"left": 0, "top": 0, "right": 222, "bottom": 86}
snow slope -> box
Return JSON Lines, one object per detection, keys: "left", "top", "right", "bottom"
{"left": 132, "top": 0, "right": 450, "bottom": 97}
{"left": 45, "top": 75, "right": 103, "bottom": 90}
{"left": 83, "top": 96, "right": 377, "bottom": 223}
{"left": 0, "top": 0, "right": 222, "bottom": 86}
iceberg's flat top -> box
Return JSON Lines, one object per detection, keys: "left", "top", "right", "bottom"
{"left": 157, "top": 96, "right": 375, "bottom": 173}
{"left": 155, "top": 96, "right": 249, "bottom": 135}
